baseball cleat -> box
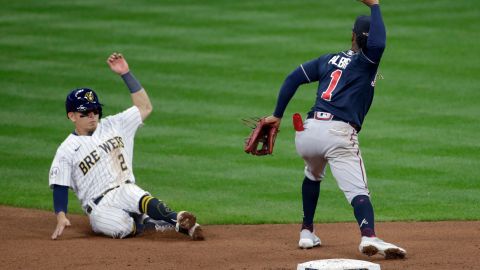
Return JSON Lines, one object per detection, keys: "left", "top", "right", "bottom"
{"left": 144, "top": 217, "right": 175, "bottom": 232}
{"left": 176, "top": 211, "right": 206, "bottom": 240}
{"left": 176, "top": 211, "right": 197, "bottom": 231}
{"left": 298, "top": 229, "right": 321, "bottom": 249}
{"left": 189, "top": 223, "right": 205, "bottom": 241}
{"left": 359, "top": 236, "right": 406, "bottom": 259}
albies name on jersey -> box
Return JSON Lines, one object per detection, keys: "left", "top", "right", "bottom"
{"left": 328, "top": 55, "right": 352, "bottom": 70}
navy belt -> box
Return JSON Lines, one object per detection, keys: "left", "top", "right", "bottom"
{"left": 86, "top": 181, "right": 131, "bottom": 214}
{"left": 307, "top": 112, "right": 360, "bottom": 132}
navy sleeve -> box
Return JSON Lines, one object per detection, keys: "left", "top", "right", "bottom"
{"left": 300, "top": 58, "right": 320, "bottom": 82}
{"left": 272, "top": 65, "right": 313, "bottom": 118}
{"left": 364, "top": 4, "right": 386, "bottom": 63}
{"left": 53, "top": 184, "right": 69, "bottom": 214}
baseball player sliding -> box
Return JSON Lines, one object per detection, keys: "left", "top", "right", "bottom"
{"left": 49, "top": 52, "right": 204, "bottom": 240}
{"left": 263, "top": 0, "right": 406, "bottom": 259}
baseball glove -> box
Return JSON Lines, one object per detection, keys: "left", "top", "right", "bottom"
{"left": 243, "top": 117, "right": 279, "bottom": 156}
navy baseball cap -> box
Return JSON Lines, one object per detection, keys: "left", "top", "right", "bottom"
{"left": 353, "top": 15, "right": 371, "bottom": 37}
{"left": 65, "top": 88, "right": 103, "bottom": 117}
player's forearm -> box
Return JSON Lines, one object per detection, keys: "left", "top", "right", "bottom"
{"left": 121, "top": 71, "right": 153, "bottom": 121}
{"left": 131, "top": 89, "right": 153, "bottom": 121}
{"left": 53, "top": 184, "right": 69, "bottom": 214}
{"left": 368, "top": 5, "right": 386, "bottom": 48}
{"left": 365, "top": 4, "right": 386, "bottom": 62}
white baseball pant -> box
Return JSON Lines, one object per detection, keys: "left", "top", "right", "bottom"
{"left": 87, "top": 183, "right": 147, "bottom": 238}
{"left": 295, "top": 117, "right": 370, "bottom": 203}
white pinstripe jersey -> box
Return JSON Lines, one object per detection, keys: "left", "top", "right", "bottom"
{"left": 49, "top": 106, "right": 143, "bottom": 209}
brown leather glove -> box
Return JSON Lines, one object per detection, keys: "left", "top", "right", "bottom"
{"left": 244, "top": 117, "right": 279, "bottom": 156}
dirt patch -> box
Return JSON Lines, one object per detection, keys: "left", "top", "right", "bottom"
{"left": 0, "top": 206, "right": 478, "bottom": 270}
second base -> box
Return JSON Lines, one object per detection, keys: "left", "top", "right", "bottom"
{"left": 297, "top": 259, "right": 380, "bottom": 270}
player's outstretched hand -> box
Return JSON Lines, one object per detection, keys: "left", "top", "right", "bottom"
{"left": 359, "top": 0, "right": 379, "bottom": 6}
{"left": 107, "top": 52, "right": 130, "bottom": 75}
{"left": 51, "top": 212, "right": 71, "bottom": 240}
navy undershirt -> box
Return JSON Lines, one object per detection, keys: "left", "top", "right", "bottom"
{"left": 53, "top": 184, "right": 69, "bottom": 214}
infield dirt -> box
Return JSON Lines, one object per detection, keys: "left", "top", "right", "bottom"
{"left": 0, "top": 206, "right": 478, "bottom": 270}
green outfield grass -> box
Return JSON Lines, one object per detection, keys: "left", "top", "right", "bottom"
{"left": 0, "top": 0, "right": 479, "bottom": 224}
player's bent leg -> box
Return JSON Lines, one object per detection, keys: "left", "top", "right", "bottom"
{"left": 89, "top": 206, "right": 135, "bottom": 239}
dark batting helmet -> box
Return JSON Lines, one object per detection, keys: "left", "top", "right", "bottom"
{"left": 65, "top": 88, "right": 103, "bottom": 118}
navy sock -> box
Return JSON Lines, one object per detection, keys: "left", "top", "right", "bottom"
{"left": 139, "top": 196, "right": 178, "bottom": 226}
{"left": 302, "top": 177, "right": 320, "bottom": 231}
{"left": 138, "top": 196, "right": 191, "bottom": 236}
{"left": 351, "top": 195, "right": 376, "bottom": 237}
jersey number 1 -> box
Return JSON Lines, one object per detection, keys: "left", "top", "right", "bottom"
{"left": 321, "top": 69, "right": 342, "bottom": 101}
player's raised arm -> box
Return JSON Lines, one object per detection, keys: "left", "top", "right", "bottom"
{"left": 107, "top": 52, "right": 153, "bottom": 121}
{"left": 360, "top": 0, "right": 386, "bottom": 63}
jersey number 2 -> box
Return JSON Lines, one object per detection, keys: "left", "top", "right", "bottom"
{"left": 118, "top": 154, "right": 128, "bottom": 171}
{"left": 321, "top": 69, "right": 342, "bottom": 101}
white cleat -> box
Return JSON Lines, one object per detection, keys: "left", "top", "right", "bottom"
{"left": 359, "top": 236, "right": 406, "bottom": 259}
{"left": 298, "top": 229, "right": 321, "bottom": 249}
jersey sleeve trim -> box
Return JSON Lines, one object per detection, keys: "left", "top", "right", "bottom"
{"left": 300, "top": 64, "right": 311, "bottom": 82}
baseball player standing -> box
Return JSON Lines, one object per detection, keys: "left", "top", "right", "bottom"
{"left": 49, "top": 52, "right": 204, "bottom": 240}
{"left": 263, "top": 0, "right": 406, "bottom": 258}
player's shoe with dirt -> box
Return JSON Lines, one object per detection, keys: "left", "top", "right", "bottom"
{"left": 188, "top": 223, "right": 205, "bottom": 241}
{"left": 359, "top": 236, "right": 406, "bottom": 259}
{"left": 298, "top": 229, "right": 321, "bottom": 249}
{"left": 176, "top": 211, "right": 205, "bottom": 241}
{"left": 144, "top": 217, "right": 175, "bottom": 232}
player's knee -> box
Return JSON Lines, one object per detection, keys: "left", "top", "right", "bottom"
{"left": 350, "top": 194, "right": 370, "bottom": 207}
{"left": 109, "top": 219, "right": 135, "bottom": 239}
{"left": 345, "top": 191, "right": 370, "bottom": 205}
{"left": 91, "top": 214, "right": 135, "bottom": 239}
{"left": 305, "top": 170, "right": 324, "bottom": 182}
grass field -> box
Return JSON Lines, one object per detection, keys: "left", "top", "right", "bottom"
{"left": 0, "top": 0, "right": 479, "bottom": 225}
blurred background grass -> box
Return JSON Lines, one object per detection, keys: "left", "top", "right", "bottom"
{"left": 0, "top": 0, "right": 479, "bottom": 224}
